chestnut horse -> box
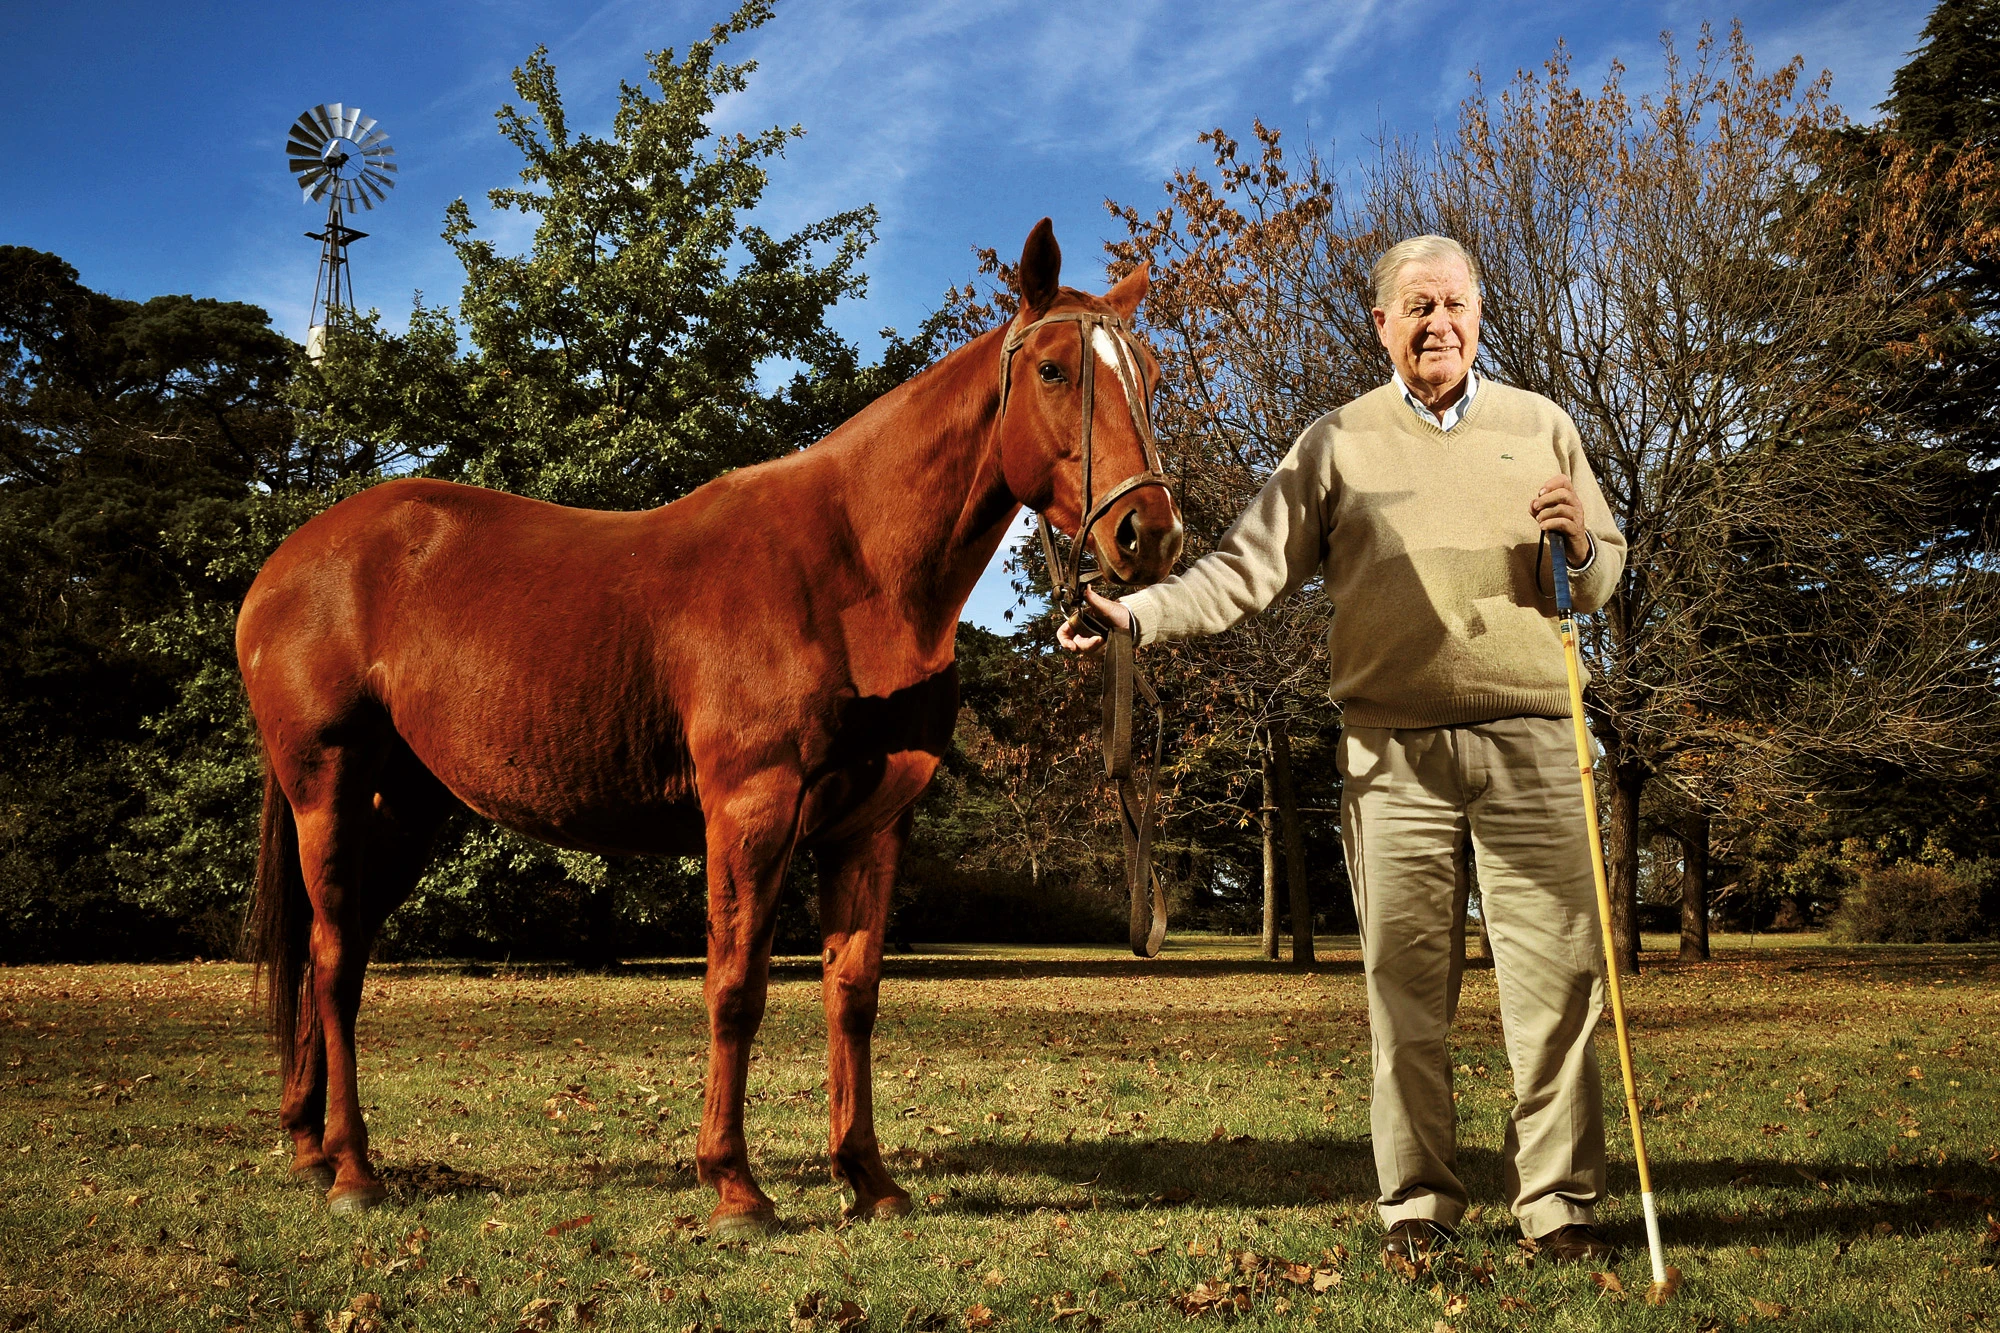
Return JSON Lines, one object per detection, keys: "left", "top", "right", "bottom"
{"left": 238, "top": 220, "right": 1182, "bottom": 1233}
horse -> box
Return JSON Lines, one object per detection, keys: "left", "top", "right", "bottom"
{"left": 237, "top": 218, "right": 1183, "bottom": 1234}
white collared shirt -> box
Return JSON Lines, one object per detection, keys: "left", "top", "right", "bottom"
{"left": 1392, "top": 365, "right": 1480, "bottom": 432}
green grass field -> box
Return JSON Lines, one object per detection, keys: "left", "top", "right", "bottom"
{"left": 3, "top": 934, "right": 1996, "bottom": 1331}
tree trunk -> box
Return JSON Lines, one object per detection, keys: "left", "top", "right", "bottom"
{"left": 1605, "top": 759, "right": 1645, "bottom": 976}
{"left": 1260, "top": 733, "right": 1279, "bottom": 960}
{"left": 1679, "top": 810, "right": 1711, "bottom": 962}
{"left": 1269, "top": 720, "right": 1315, "bottom": 965}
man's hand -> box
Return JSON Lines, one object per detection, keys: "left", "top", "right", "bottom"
{"left": 1531, "top": 475, "right": 1591, "bottom": 565}
{"left": 1056, "top": 584, "right": 1132, "bottom": 653}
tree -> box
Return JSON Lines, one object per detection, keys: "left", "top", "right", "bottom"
{"left": 292, "top": 0, "right": 887, "bottom": 513}
{"left": 1370, "top": 25, "right": 2000, "bottom": 971}
{"left": 0, "top": 247, "right": 298, "bottom": 958}
{"left": 1096, "top": 25, "right": 1998, "bottom": 973}
{"left": 1886, "top": 0, "right": 2000, "bottom": 148}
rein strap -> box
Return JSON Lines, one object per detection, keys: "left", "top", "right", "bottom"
{"left": 998, "top": 306, "right": 1171, "bottom": 958}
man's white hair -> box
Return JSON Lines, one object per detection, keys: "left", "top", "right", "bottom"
{"left": 1371, "top": 235, "right": 1482, "bottom": 309}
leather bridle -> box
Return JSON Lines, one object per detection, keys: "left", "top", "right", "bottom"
{"left": 997, "top": 306, "right": 1172, "bottom": 958}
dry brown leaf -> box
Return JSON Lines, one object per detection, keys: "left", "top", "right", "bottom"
{"left": 1751, "top": 1297, "right": 1790, "bottom": 1319}
{"left": 1589, "top": 1270, "right": 1624, "bottom": 1297}
{"left": 1498, "top": 1295, "right": 1533, "bottom": 1313}
{"left": 1645, "top": 1265, "right": 1684, "bottom": 1305}
{"left": 545, "top": 1214, "right": 593, "bottom": 1236}
{"left": 962, "top": 1304, "right": 996, "bottom": 1330}
{"left": 1441, "top": 1293, "right": 1470, "bottom": 1315}
{"left": 832, "top": 1298, "right": 866, "bottom": 1330}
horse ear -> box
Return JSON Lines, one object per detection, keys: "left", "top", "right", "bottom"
{"left": 1104, "top": 262, "right": 1150, "bottom": 319}
{"left": 1018, "top": 218, "right": 1061, "bottom": 313}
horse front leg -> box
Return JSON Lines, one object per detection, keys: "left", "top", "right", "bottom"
{"left": 697, "top": 770, "right": 803, "bottom": 1238}
{"left": 816, "top": 811, "right": 912, "bottom": 1222}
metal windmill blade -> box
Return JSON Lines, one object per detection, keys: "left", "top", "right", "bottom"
{"left": 286, "top": 103, "right": 396, "bottom": 207}
{"left": 289, "top": 102, "right": 399, "bottom": 353}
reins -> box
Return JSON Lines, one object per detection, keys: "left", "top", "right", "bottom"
{"left": 997, "top": 307, "right": 1171, "bottom": 959}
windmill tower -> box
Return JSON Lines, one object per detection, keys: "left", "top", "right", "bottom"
{"left": 286, "top": 104, "right": 397, "bottom": 361}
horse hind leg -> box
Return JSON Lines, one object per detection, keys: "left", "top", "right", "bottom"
{"left": 696, "top": 769, "right": 804, "bottom": 1238}
{"left": 816, "top": 811, "right": 913, "bottom": 1223}
{"left": 286, "top": 735, "right": 453, "bottom": 1212}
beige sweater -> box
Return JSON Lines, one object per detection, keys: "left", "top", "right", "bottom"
{"left": 1121, "top": 381, "right": 1626, "bottom": 729}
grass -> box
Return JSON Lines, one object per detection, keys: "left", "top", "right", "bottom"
{"left": 1, "top": 932, "right": 1996, "bottom": 1332}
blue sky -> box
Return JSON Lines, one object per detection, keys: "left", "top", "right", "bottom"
{"left": 2, "top": 0, "right": 1927, "bottom": 631}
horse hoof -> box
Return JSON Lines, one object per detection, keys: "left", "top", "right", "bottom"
{"left": 707, "top": 1207, "right": 779, "bottom": 1240}
{"left": 291, "top": 1163, "right": 336, "bottom": 1190}
{"left": 843, "top": 1194, "right": 914, "bottom": 1223}
{"left": 327, "top": 1183, "right": 388, "bottom": 1214}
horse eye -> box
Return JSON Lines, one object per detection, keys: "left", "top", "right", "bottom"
{"left": 1038, "top": 361, "right": 1066, "bottom": 384}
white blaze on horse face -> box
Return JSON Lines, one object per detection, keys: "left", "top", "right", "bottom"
{"left": 1090, "top": 326, "right": 1147, "bottom": 426}
{"left": 1090, "top": 326, "right": 1124, "bottom": 378}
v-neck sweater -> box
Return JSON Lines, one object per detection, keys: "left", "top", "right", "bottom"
{"left": 1121, "top": 381, "right": 1626, "bottom": 729}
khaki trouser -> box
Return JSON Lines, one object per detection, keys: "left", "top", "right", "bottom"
{"left": 1338, "top": 717, "right": 1607, "bottom": 1239}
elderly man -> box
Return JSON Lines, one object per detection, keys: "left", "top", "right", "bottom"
{"left": 1062, "top": 235, "right": 1627, "bottom": 1267}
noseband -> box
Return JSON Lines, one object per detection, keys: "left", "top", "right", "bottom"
{"left": 997, "top": 306, "right": 1172, "bottom": 959}
{"left": 996, "top": 308, "right": 1173, "bottom": 612}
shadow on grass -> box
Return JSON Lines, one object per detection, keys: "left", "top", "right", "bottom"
{"left": 381, "top": 1137, "right": 2000, "bottom": 1256}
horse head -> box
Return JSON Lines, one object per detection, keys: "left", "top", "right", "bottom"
{"left": 997, "top": 218, "right": 1184, "bottom": 593}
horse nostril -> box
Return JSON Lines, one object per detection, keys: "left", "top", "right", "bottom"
{"left": 1116, "top": 510, "right": 1140, "bottom": 556}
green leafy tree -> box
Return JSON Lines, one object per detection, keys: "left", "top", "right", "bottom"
{"left": 0, "top": 247, "right": 297, "bottom": 958}
{"left": 293, "top": 0, "right": 889, "bottom": 511}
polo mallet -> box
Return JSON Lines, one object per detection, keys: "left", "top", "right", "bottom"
{"left": 1550, "top": 538, "right": 1680, "bottom": 1302}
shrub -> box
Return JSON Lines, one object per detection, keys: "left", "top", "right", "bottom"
{"left": 1829, "top": 858, "right": 1998, "bottom": 944}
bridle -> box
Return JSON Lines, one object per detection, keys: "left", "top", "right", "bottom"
{"left": 996, "top": 305, "right": 1173, "bottom": 959}
{"left": 996, "top": 308, "right": 1172, "bottom": 611}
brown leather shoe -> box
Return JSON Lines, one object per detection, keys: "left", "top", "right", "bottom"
{"left": 1381, "top": 1219, "right": 1458, "bottom": 1277}
{"left": 1532, "top": 1223, "right": 1617, "bottom": 1264}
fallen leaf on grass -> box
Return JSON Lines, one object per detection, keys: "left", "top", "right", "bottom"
{"left": 982, "top": 1269, "right": 1004, "bottom": 1288}
{"left": 1311, "top": 1270, "right": 1341, "bottom": 1293}
{"left": 1645, "top": 1266, "right": 1684, "bottom": 1305}
{"left": 1589, "top": 1271, "right": 1624, "bottom": 1299}
{"left": 831, "top": 1299, "right": 866, "bottom": 1330}
{"left": 545, "top": 1214, "right": 593, "bottom": 1236}
{"left": 1131, "top": 1245, "right": 1163, "bottom": 1257}
{"left": 1750, "top": 1297, "right": 1790, "bottom": 1319}
{"left": 441, "top": 1272, "right": 480, "bottom": 1296}
{"left": 963, "top": 1304, "right": 996, "bottom": 1330}
{"left": 1498, "top": 1296, "right": 1533, "bottom": 1313}
{"left": 1441, "top": 1293, "right": 1470, "bottom": 1315}
{"left": 1172, "top": 1280, "right": 1252, "bottom": 1316}
{"left": 516, "top": 1297, "right": 561, "bottom": 1332}
{"left": 1983, "top": 1215, "right": 2000, "bottom": 1250}
{"left": 1384, "top": 1252, "right": 1422, "bottom": 1281}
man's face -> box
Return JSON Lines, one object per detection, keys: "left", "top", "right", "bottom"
{"left": 1372, "top": 256, "right": 1480, "bottom": 402}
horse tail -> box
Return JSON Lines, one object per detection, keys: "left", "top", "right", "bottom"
{"left": 244, "top": 754, "right": 311, "bottom": 1078}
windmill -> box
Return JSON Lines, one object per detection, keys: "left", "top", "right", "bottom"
{"left": 287, "top": 104, "right": 397, "bottom": 361}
